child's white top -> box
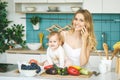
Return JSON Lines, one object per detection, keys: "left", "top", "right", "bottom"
{"left": 46, "top": 46, "right": 65, "bottom": 68}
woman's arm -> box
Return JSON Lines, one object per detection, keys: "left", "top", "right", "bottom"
{"left": 80, "top": 27, "right": 90, "bottom": 66}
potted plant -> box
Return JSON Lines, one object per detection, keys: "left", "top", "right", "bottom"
{"left": 5, "top": 24, "right": 26, "bottom": 49}
{"left": 30, "top": 16, "right": 40, "bottom": 30}
{"left": 0, "top": 1, "right": 11, "bottom": 53}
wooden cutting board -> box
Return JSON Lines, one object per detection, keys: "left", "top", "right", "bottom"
{"left": 15, "top": 70, "right": 93, "bottom": 78}
{"left": 40, "top": 72, "right": 93, "bottom": 78}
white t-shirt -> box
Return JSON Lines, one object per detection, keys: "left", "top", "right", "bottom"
{"left": 46, "top": 46, "right": 65, "bottom": 68}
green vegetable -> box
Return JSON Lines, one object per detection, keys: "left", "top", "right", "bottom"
{"left": 53, "top": 64, "right": 68, "bottom": 75}
{"left": 60, "top": 67, "right": 68, "bottom": 75}
{"left": 80, "top": 68, "right": 89, "bottom": 75}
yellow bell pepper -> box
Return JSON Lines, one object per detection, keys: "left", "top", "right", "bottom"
{"left": 70, "top": 65, "right": 81, "bottom": 71}
{"left": 113, "top": 41, "right": 120, "bottom": 49}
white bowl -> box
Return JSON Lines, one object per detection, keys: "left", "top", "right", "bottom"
{"left": 21, "top": 69, "right": 37, "bottom": 77}
{"left": 25, "top": 7, "right": 36, "bottom": 12}
{"left": 48, "top": 6, "right": 58, "bottom": 11}
{"left": 17, "top": 61, "right": 44, "bottom": 76}
{"left": 27, "top": 43, "right": 42, "bottom": 50}
{"left": 71, "top": 7, "right": 81, "bottom": 12}
{"left": 17, "top": 61, "right": 37, "bottom": 77}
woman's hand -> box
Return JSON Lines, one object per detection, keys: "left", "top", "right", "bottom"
{"left": 81, "top": 26, "right": 89, "bottom": 41}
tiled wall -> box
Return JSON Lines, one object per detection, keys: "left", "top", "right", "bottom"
{"left": 26, "top": 13, "right": 120, "bottom": 50}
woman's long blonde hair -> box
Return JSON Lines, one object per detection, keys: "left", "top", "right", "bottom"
{"left": 71, "top": 9, "right": 97, "bottom": 51}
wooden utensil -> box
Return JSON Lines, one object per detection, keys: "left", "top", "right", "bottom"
{"left": 103, "top": 43, "right": 109, "bottom": 60}
{"left": 110, "top": 48, "right": 119, "bottom": 60}
{"left": 39, "top": 33, "right": 44, "bottom": 49}
{"left": 39, "top": 33, "right": 43, "bottom": 43}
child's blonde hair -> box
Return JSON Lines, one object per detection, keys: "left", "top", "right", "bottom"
{"left": 48, "top": 31, "right": 63, "bottom": 45}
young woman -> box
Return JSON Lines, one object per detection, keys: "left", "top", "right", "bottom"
{"left": 60, "top": 9, "right": 97, "bottom": 66}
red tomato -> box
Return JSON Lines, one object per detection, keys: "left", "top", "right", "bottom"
{"left": 44, "top": 65, "right": 53, "bottom": 70}
{"left": 67, "top": 66, "right": 80, "bottom": 76}
{"left": 29, "top": 59, "right": 38, "bottom": 64}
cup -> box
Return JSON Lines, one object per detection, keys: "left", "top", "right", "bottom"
{"left": 98, "top": 57, "right": 112, "bottom": 74}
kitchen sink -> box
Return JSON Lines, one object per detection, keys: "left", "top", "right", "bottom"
{"left": 0, "top": 63, "right": 18, "bottom": 72}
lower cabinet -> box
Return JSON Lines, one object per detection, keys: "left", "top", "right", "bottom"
{"left": 88, "top": 56, "right": 116, "bottom": 68}
{"left": 2, "top": 53, "right": 116, "bottom": 69}
{"left": 6, "top": 53, "right": 47, "bottom": 64}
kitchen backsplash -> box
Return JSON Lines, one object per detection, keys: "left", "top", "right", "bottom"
{"left": 26, "top": 13, "right": 120, "bottom": 50}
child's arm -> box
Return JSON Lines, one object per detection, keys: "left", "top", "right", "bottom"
{"left": 46, "top": 47, "right": 53, "bottom": 65}
{"left": 58, "top": 46, "right": 65, "bottom": 68}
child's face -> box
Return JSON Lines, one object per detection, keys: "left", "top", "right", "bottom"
{"left": 48, "top": 34, "right": 60, "bottom": 50}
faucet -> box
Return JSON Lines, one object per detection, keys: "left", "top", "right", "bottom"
{"left": 102, "top": 32, "right": 106, "bottom": 43}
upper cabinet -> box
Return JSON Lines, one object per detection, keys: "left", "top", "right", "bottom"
{"left": 83, "top": 0, "right": 102, "bottom": 13}
{"left": 47, "top": 0, "right": 65, "bottom": 3}
{"left": 102, "top": 0, "right": 120, "bottom": 13}
{"left": 14, "top": 0, "right": 47, "bottom": 3}
{"left": 83, "top": 0, "right": 120, "bottom": 13}
{"left": 14, "top": 0, "right": 83, "bottom": 13}
{"left": 66, "top": 0, "right": 83, "bottom": 3}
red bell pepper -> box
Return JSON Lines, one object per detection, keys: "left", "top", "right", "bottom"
{"left": 44, "top": 65, "right": 53, "bottom": 70}
{"left": 67, "top": 66, "right": 80, "bottom": 76}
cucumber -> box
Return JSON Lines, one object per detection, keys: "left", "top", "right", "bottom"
{"left": 80, "top": 68, "right": 89, "bottom": 75}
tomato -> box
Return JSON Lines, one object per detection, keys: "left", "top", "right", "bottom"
{"left": 29, "top": 59, "right": 38, "bottom": 64}
{"left": 44, "top": 65, "right": 53, "bottom": 70}
{"left": 67, "top": 66, "right": 80, "bottom": 76}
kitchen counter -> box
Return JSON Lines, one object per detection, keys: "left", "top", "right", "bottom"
{"left": 6, "top": 49, "right": 113, "bottom": 56}
{"left": 0, "top": 67, "right": 119, "bottom": 80}
{"left": 6, "top": 49, "right": 46, "bottom": 54}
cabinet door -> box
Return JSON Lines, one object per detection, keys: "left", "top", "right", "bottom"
{"left": 83, "top": 0, "right": 102, "bottom": 13}
{"left": 29, "top": 0, "right": 47, "bottom": 3}
{"left": 103, "top": 0, "right": 120, "bottom": 13}
{"left": 47, "top": 0, "right": 65, "bottom": 3}
{"left": 14, "top": 0, "right": 30, "bottom": 3}
{"left": 14, "top": 0, "right": 47, "bottom": 3}
{"left": 6, "top": 53, "right": 44, "bottom": 64}
{"left": 66, "top": 0, "right": 83, "bottom": 2}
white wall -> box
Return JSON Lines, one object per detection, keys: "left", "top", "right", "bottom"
{"left": 5, "top": 0, "right": 26, "bottom": 40}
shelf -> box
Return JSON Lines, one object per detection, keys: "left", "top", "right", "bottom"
{"left": 14, "top": 0, "right": 83, "bottom": 13}
{"left": 14, "top": 0, "right": 83, "bottom": 3}
{"left": 16, "top": 11, "right": 75, "bottom": 14}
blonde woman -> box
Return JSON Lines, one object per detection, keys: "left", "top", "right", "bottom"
{"left": 60, "top": 9, "right": 97, "bottom": 66}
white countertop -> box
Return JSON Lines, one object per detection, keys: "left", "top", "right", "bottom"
{"left": 0, "top": 67, "right": 120, "bottom": 80}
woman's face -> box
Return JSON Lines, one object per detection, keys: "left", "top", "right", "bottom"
{"left": 48, "top": 34, "right": 60, "bottom": 50}
{"left": 73, "top": 13, "right": 85, "bottom": 31}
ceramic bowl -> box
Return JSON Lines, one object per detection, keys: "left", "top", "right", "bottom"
{"left": 27, "top": 43, "right": 42, "bottom": 50}
{"left": 25, "top": 7, "right": 36, "bottom": 12}
{"left": 48, "top": 6, "right": 58, "bottom": 11}
{"left": 17, "top": 61, "right": 44, "bottom": 77}
{"left": 20, "top": 69, "right": 37, "bottom": 77}
{"left": 17, "top": 61, "right": 37, "bottom": 77}
{"left": 71, "top": 7, "right": 81, "bottom": 12}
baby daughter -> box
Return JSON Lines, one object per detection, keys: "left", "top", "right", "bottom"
{"left": 44, "top": 31, "right": 71, "bottom": 68}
